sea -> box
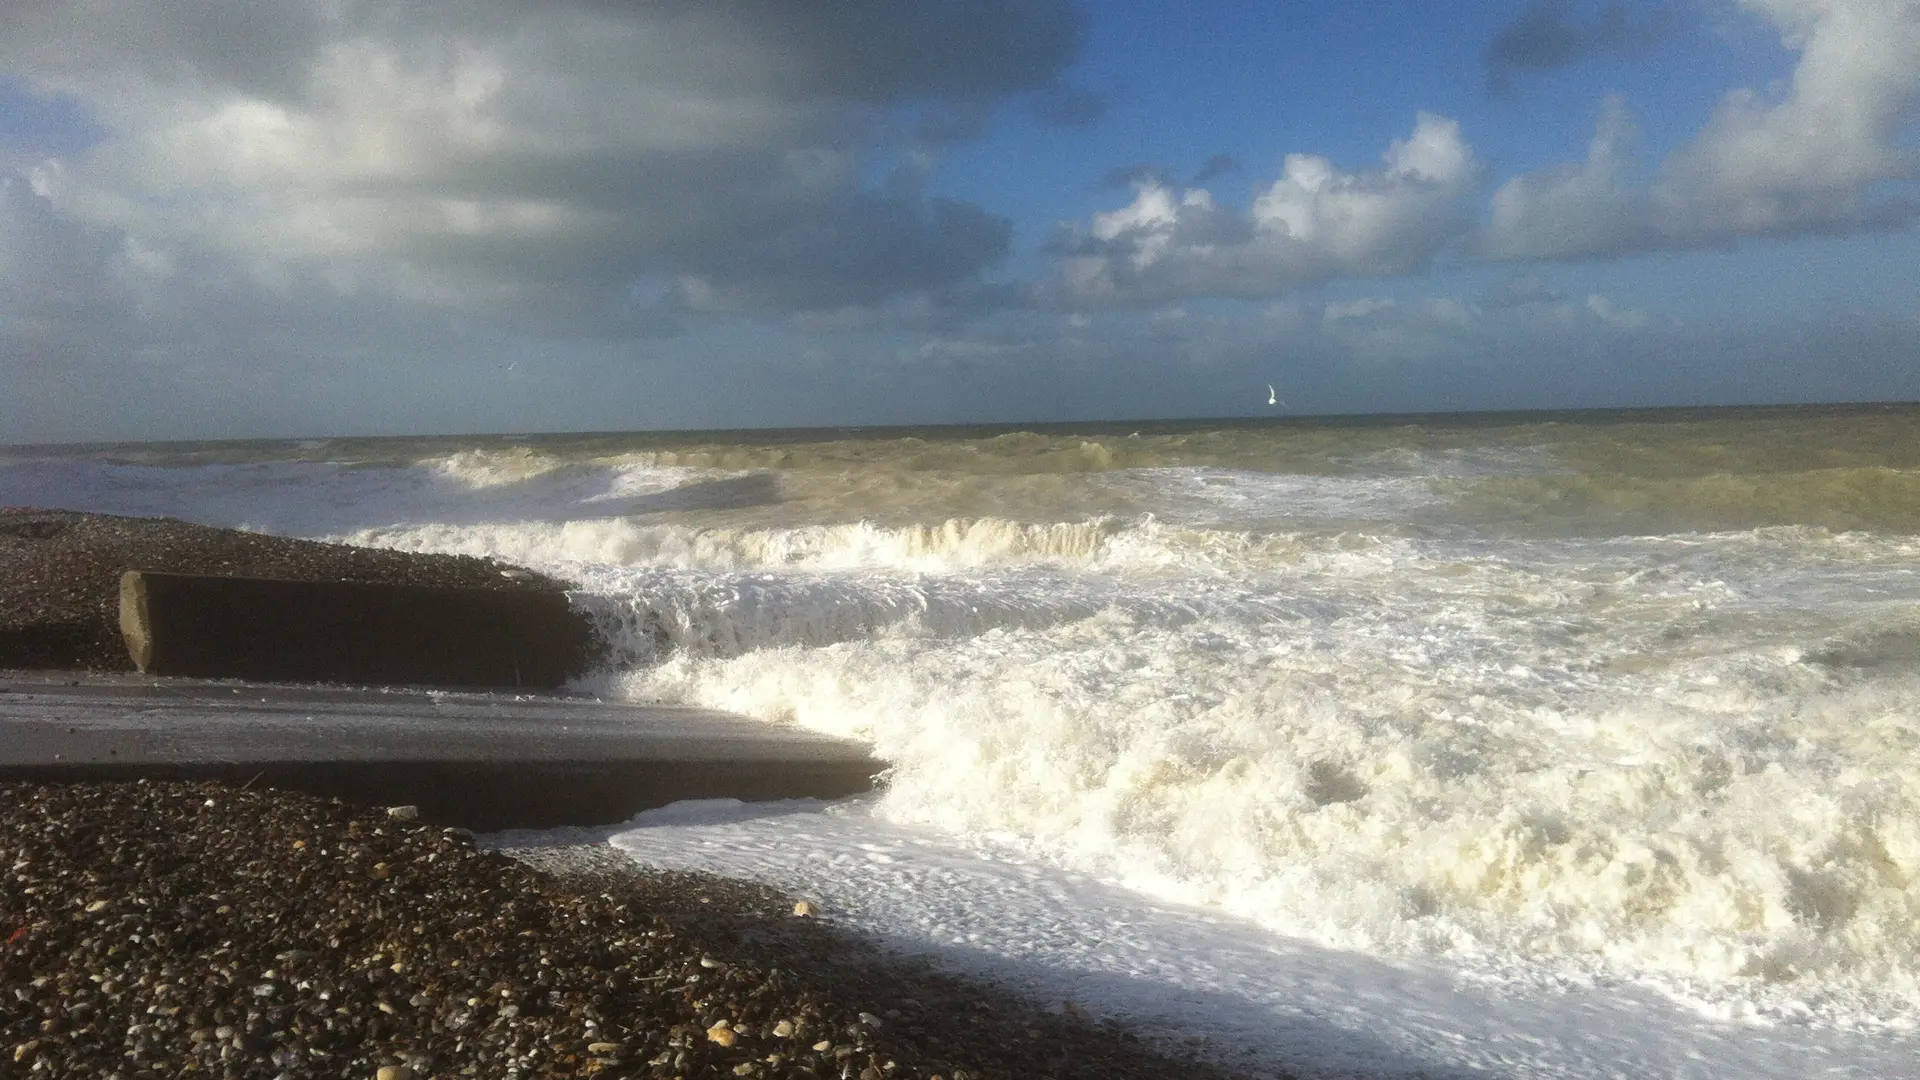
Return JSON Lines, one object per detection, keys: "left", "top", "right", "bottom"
{"left": 5, "top": 403, "right": 1919, "bottom": 1079}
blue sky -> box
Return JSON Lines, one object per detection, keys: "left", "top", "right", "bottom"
{"left": 1, "top": 0, "right": 1916, "bottom": 441}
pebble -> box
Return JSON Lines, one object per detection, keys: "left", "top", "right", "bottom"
{"left": 385, "top": 805, "right": 419, "bottom": 821}
{"left": 1, "top": 778, "right": 1233, "bottom": 1080}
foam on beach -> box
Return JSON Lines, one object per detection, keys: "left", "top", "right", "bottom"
{"left": 599, "top": 796, "right": 1920, "bottom": 1079}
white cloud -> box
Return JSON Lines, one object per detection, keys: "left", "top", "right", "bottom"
{"left": 1485, "top": 0, "right": 1920, "bottom": 260}
{"left": 1666, "top": 0, "right": 1920, "bottom": 230}
{"left": 1047, "top": 113, "right": 1482, "bottom": 306}
{"left": 1484, "top": 95, "right": 1655, "bottom": 260}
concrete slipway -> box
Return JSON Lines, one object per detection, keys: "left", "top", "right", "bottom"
{"left": 0, "top": 672, "right": 881, "bottom": 830}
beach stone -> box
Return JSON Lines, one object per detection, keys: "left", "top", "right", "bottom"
{"left": 0, "top": 778, "right": 1235, "bottom": 1080}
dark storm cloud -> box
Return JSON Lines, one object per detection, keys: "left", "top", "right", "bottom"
{"left": 674, "top": 193, "right": 1015, "bottom": 314}
{"left": 647, "top": 0, "right": 1086, "bottom": 102}
{"left": 0, "top": 0, "right": 1085, "bottom": 332}
{"left": 1482, "top": 271, "right": 1568, "bottom": 308}
{"left": 1030, "top": 84, "right": 1108, "bottom": 128}
{"left": 0, "top": 1, "right": 1084, "bottom": 107}
{"left": 1485, "top": 1, "right": 1678, "bottom": 93}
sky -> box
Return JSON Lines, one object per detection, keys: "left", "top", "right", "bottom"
{"left": 1, "top": 0, "right": 1917, "bottom": 442}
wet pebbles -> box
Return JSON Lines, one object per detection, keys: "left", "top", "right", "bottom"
{"left": 3, "top": 780, "right": 1247, "bottom": 1080}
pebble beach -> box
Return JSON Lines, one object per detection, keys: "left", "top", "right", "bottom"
{"left": 0, "top": 508, "right": 1240, "bottom": 1079}
{"left": 2, "top": 780, "right": 1234, "bottom": 1080}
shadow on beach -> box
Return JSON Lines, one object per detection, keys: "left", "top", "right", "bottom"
{"left": 496, "top": 822, "right": 1499, "bottom": 1080}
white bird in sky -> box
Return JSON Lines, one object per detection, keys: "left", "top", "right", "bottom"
{"left": 1267, "top": 383, "right": 1282, "bottom": 407}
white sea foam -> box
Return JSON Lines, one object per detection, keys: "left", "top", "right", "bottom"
{"left": 592, "top": 552, "right": 1920, "bottom": 1026}
{"left": 331, "top": 509, "right": 1920, "bottom": 1031}
{"left": 8, "top": 416, "right": 1920, "bottom": 1074}
{"left": 588, "top": 798, "right": 1919, "bottom": 1079}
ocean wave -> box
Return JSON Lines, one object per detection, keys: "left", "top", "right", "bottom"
{"left": 608, "top": 571, "right": 1920, "bottom": 1029}
{"left": 334, "top": 514, "right": 1421, "bottom": 583}
{"left": 1449, "top": 466, "right": 1920, "bottom": 534}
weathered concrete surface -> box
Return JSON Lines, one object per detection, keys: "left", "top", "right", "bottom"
{"left": 0, "top": 508, "right": 571, "bottom": 673}
{"left": 119, "top": 570, "right": 595, "bottom": 688}
{"left": 0, "top": 673, "right": 881, "bottom": 830}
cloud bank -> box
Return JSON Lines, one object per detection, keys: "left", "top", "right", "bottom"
{"left": 0, "top": 0, "right": 1084, "bottom": 324}
{"left": 1048, "top": 0, "right": 1918, "bottom": 306}
{"left": 1486, "top": 0, "right": 1920, "bottom": 259}
{"left": 1046, "top": 113, "right": 1482, "bottom": 306}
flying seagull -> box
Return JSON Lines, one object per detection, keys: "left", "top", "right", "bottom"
{"left": 1267, "top": 384, "right": 1284, "bottom": 407}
